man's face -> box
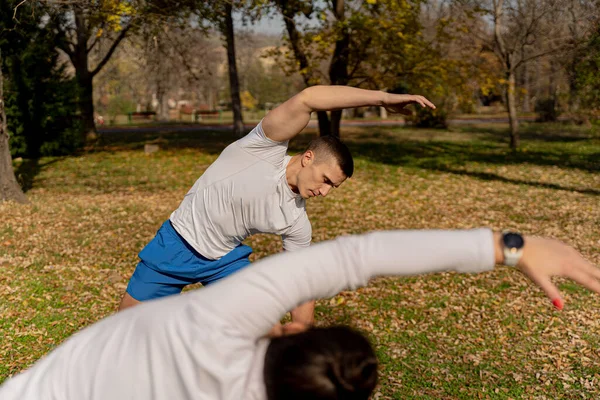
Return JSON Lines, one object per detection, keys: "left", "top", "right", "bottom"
{"left": 297, "top": 151, "right": 347, "bottom": 199}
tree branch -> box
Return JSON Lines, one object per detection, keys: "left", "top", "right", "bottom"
{"left": 12, "top": 0, "right": 28, "bottom": 22}
{"left": 87, "top": 22, "right": 106, "bottom": 52}
{"left": 513, "top": 44, "right": 569, "bottom": 70}
{"left": 90, "top": 23, "right": 133, "bottom": 78}
{"left": 164, "top": 29, "right": 202, "bottom": 82}
{"left": 56, "top": 39, "right": 74, "bottom": 60}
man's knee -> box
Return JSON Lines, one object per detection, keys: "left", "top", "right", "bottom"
{"left": 118, "top": 292, "right": 141, "bottom": 311}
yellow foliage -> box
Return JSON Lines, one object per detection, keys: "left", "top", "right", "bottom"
{"left": 93, "top": 0, "right": 137, "bottom": 33}
{"left": 241, "top": 91, "right": 258, "bottom": 111}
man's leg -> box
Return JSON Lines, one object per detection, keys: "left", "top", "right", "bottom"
{"left": 118, "top": 220, "right": 197, "bottom": 311}
{"left": 118, "top": 292, "right": 141, "bottom": 311}
{"left": 118, "top": 259, "right": 190, "bottom": 312}
{"left": 200, "top": 244, "right": 253, "bottom": 285}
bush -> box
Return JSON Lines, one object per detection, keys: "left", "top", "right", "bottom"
{"left": 2, "top": 1, "right": 83, "bottom": 158}
{"left": 535, "top": 97, "right": 561, "bottom": 122}
{"left": 106, "top": 96, "right": 136, "bottom": 123}
{"left": 405, "top": 107, "right": 448, "bottom": 129}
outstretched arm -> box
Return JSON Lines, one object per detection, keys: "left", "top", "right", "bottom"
{"left": 262, "top": 85, "right": 436, "bottom": 142}
{"left": 194, "top": 229, "right": 599, "bottom": 339}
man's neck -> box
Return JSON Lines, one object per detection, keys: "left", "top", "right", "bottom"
{"left": 286, "top": 154, "right": 301, "bottom": 194}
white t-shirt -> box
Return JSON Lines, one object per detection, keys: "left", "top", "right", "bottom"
{"left": 170, "top": 121, "right": 311, "bottom": 259}
{"left": 0, "top": 228, "right": 495, "bottom": 400}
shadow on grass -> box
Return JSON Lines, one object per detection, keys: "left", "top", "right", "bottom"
{"left": 95, "top": 124, "right": 599, "bottom": 195}
{"left": 344, "top": 140, "right": 599, "bottom": 195}
{"left": 14, "top": 158, "right": 64, "bottom": 193}
{"left": 96, "top": 129, "right": 238, "bottom": 156}
{"left": 458, "top": 122, "right": 597, "bottom": 143}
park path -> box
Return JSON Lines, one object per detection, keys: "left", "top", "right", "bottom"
{"left": 98, "top": 116, "right": 537, "bottom": 134}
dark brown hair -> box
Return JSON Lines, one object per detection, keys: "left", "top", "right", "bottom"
{"left": 264, "top": 326, "right": 378, "bottom": 400}
{"left": 306, "top": 136, "right": 354, "bottom": 178}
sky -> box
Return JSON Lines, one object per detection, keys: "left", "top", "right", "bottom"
{"left": 233, "top": 11, "right": 286, "bottom": 36}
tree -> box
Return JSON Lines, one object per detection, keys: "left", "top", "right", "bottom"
{"left": 573, "top": 22, "right": 600, "bottom": 121}
{"left": 461, "top": 0, "right": 577, "bottom": 148}
{"left": 0, "top": 49, "right": 27, "bottom": 204}
{"left": 272, "top": 0, "right": 332, "bottom": 135}
{"left": 271, "top": 0, "right": 428, "bottom": 137}
{"left": 223, "top": 1, "right": 245, "bottom": 136}
{"left": 45, "top": 0, "right": 145, "bottom": 141}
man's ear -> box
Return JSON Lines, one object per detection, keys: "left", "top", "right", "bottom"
{"left": 301, "top": 150, "right": 315, "bottom": 167}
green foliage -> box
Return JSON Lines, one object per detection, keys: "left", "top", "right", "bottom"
{"left": 1, "top": 1, "right": 82, "bottom": 158}
{"left": 405, "top": 106, "right": 449, "bottom": 128}
{"left": 574, "top": 27, "right": 600, "bottom": 122}
{"left": 106, "top": 96, "right": 136, "bottom": 123}
{"left": 244, "top": 60, "right": 303, "bottom": 107}
{"left": 534, "top": 97, "right": 561, "bottom": 123}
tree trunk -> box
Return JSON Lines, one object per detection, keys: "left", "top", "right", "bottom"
{"left": 328, "top": 0, "right": 349, "bottom": 138}
{"left": 156, "top": 82, "right": 170, "bottom": 121}
{"left": 0, "top": 50, "right": 28, "bottom": 204}
{"left": 317, "top": 112, "right": 331, "bottom": 136}
{"left": 329, "top": 110, "right": 342, "bottom": 138}
{"left": 277, "top": 0, "right": 331, "bottom": 136}
{"left": 567, "top": 60, "right": 580, "bottom": 112}
{"left": 522, "top": 62, "right": 530, "bottom": 113}
{"left": 224, "top": 2, "right": 244, "bottom": 137}
{"left": 76, "top": 71, "right": 97, "bottom": 141}
{"left": 72, "top": 7, "right": 97, "bottom": 143}
{"left": 506, "top": 70, "right": 520, "bottom": 149}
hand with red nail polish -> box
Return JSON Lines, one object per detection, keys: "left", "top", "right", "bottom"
{"left": 513, "top": 236, "right": 600, "bottom": 309}
{"left": 552, "top": 298, "right": 564, "bottom": 310}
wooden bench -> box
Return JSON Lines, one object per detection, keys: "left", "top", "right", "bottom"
{"left": 193, "top": 109, "right": 222, "bottom": 122}
{"left": 127, "top": 111, "right": 157, "bottom": 123}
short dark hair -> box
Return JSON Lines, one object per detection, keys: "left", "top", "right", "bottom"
{"left": 306, "top": 136, "right": 354, "bottom": 178}
{"left": 264, "top": 326, "right": 378, "bottom": 400}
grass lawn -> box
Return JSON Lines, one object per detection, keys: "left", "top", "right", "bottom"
{"left": 1, "top": 121, "right": 599, "bottom": 398}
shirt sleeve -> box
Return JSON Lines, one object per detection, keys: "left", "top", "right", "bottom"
{"left": 192, "top": 228, "right": 496, "bottom": 340}
{"left": 281, "top": 213, "right": 312, "bottom": 252}
{"left": 236, "top": 120, "right": 288, "bottom": 168}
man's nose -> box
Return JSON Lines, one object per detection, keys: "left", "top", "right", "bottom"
{"left": 320, "top": 185, "right": 332, "bottom": 197}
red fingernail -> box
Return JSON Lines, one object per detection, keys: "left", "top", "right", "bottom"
{"left": 552, "top": 298, "right": 563, "bottom": 310}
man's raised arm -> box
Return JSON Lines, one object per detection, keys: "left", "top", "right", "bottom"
{"left": 262, "top": 85, "right": 436, "bottom": 142}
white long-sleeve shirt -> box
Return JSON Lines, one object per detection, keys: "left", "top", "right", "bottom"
{"left": 0, "top": 228, "right": 495, "bottom": 400}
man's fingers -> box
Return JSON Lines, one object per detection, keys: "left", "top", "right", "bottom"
{"left": 417, "top": 95, "right": 436, "bottom": 109}
{"left": 525, "top": 271, "right": 563, "bottom": 308}
{"left": 282, "top": 322, "right": 309, "bottom": 335}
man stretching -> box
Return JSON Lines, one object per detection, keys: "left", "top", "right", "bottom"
{"left": 118, "top": 85, "right": 436, "bottom": 325}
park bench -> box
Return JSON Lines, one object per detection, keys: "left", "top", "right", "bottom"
{"left": 179, "top": 107, "right": 223, "bottom": 123}
{"left": 127, "top": 111, "right": 157, "bottom": 123}
{"left": 193, "top": 109, "right": 222, "bottom": 122}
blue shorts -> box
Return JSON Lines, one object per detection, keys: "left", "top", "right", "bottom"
{"left": 126, "top": 220, "right": 252, "bottom": 301}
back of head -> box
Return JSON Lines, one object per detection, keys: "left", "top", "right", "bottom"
{"left": 306, "top": 136, "right": 354, "bottom": 178}
{"left": 264, "top": 326, "right": 378, "bottom": 400}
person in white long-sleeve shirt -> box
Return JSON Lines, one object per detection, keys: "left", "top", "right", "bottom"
{"left": 2, "top": 228, "right": 598, "bottom": 400}
{"left": 118, "top": 85, "right": 437, "bottom": 328}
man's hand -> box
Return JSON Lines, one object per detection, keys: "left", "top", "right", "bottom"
{"left": 290, "top": 300, "right": 316, "bottom": 325}
{"left": 266, "top": 322, "right": 309, "bottom": 338}
{"left": 510, "top": 236, "right": 600, "bottom": 310}
{"left": 382, "top": 93, "right": 436, "bottom": 115}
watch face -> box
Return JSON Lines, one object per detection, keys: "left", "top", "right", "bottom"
{"left": 503, "top": 232, "right": 524, "bottom": 249}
